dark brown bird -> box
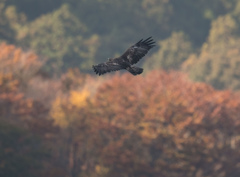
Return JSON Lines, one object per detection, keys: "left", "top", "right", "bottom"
{"left": 92, "top": 37, "right": 155, "bottom": 76}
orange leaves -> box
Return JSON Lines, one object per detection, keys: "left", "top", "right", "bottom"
{"left": 0, "top": 43, "right": 38, "bottom": 71}
{"left": 0, "top": 43, "right": 43, "bottom": 85}
{"left": 1, "top": 42, "right": 240, "bottom": 177}
{"left": 0, "top": 43, "right": 45, "bottom": 120}
{"left": 0, "top": 71, "right": 36, "bottom": 119}
{"left": 91, "top": 70, "right": 240, "bottom": 176}
{"left": 94, "top": 70, "right": 240, "bottom": 141}
{"left": 0, "top": 73, "right": 18, "bottom": 93}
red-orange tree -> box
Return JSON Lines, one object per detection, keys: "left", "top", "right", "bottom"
{"left": 93, "top": 71, "right": 240, "bottom": 177}
{"left": 0, "top": 43, "right": 62, "bottom": 177}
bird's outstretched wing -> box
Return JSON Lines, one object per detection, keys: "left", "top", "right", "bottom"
{"left": 121, "top": 37, "right": 155, "bottom": 65}
{"left": 92, "top": 60, "right": 124, "bottom": 75}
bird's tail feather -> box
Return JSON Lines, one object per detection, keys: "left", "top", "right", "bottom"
{"left": 127, "top": 66, "right": 143, "bottom": 75}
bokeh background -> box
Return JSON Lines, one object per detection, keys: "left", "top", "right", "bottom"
{"left": 1, "top": 0, "right": 240, "bottom": 177}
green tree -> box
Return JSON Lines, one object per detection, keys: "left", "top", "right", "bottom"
{"left": 17, "top": 4, "right": 99, "bottom": 73}
{"left": 0, "top": 1, "right": 15, "bottom": 42}
{"left": 169, "top": 0, "right": 237, "bottom": 45}
{"left": 183, "top": 15, "right": 240, "bottom": 90}
{"left": 144, "top": 32, "right": 193, "bottom": 71}
{"left": 3, "top": 0, "right": 240, "bottom": 74}
{"left": 6, "top": 0, "right": 63, "bottom": 20}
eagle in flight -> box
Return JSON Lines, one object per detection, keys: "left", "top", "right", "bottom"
{"left": 92, "top": 37, "right": 155, "bottom": 76}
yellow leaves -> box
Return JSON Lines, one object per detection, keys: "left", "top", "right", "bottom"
{"left": 69, "top": 89, "right": 90, "bottom": 108}
{"left": 181, "top": 54, "right": 197, "bottom": 71}
{"left": 208, "top": 15, "right": 237, "bottom": 44}
{"left": 50, "top": 89, "right": 90, "bottom": 128}
{"left": 50, "top": 96, "right": 67, "bottom": 128}
{"left": 138, "top": 121, "right": 163, "bottom": 140}
{"left": 95, "top": 165, "right": 109, "bottom": 176}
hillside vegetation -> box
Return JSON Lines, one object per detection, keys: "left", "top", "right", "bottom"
{"left": 1, "top": 1, "right": 240, "bottom": 177}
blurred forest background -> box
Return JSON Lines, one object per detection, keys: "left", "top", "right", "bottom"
{"left": 1, "top": 0, "right": 240, "bottom": 177}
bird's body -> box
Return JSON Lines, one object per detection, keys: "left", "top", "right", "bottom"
{"left": 93, "top": 37, "right": 155, "bottom": 76}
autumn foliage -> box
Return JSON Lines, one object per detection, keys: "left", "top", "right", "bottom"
{"left": 92, "top": 71, "right": 240, "bottom": 177}
{"left": 0, "top": 43, "right": 42, "bottom": 120}
{"left": 1, "top": 43, "right": 240, "bottom": 177}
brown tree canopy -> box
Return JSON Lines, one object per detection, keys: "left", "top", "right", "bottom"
{"left": 1, "top": 42, "right": 240, "bottom": 177}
